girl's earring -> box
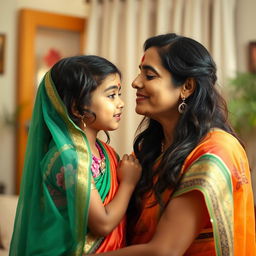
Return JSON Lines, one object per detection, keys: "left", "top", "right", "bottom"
{"left": 178, "top": 96, "right": 187, "bottom": 114}
{"left": 81, "top": 118, "right": 86, "bottom": 129}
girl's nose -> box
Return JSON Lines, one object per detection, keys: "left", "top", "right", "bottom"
{"left": 118, "top": 98, "right": 124, "bottom": 109}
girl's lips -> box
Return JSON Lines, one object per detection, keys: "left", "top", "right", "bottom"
{"left": 114, "top": 113, "right": 121, "bottom": 121}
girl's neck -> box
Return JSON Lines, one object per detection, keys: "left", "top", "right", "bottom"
{"left": 83, "top": 127, "right": 100, "bottom": 157}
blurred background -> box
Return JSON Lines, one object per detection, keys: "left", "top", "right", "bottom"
{"left": 0, "top": 0, "right": 255, "bottom": 201}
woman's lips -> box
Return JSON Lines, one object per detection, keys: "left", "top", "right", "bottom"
{"left": 136, "top": 93, "right": 149, "bottom": 103}
{"left": 136, "top": 93, "right": 149, "bottom": 102}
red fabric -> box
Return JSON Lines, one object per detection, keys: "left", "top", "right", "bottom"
{"left": 96, "top": 143, "right": 126, "bottom": 253}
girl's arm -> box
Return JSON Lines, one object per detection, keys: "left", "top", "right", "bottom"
{"left": 89, "top": 190, "right": 209, "bottom": 256}
{"left": 88, "top": 154, "right": 141, "bottom": 236}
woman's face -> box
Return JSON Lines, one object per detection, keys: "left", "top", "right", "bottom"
{"left": 132, "top": 47, "right": 182, "bottom": 122}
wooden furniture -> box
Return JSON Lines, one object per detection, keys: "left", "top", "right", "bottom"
{"left": 16, "top": 9, "right": 86, "bottom": 193}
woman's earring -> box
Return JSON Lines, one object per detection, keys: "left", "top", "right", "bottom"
{"left": 178, "top": 96, "right": 187, "bottom": 114}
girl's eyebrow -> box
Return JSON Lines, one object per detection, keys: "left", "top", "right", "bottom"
{"left": 139, "top": 64, "right": 159, "bottom": 75}
{"left": 104, "top": 85, "right": 120, "bottom": 92}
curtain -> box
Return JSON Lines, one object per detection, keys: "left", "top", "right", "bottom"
{"left": 85, "top": 0, "right": 237, "bottom": 155}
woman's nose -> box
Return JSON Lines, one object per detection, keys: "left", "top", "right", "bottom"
{"left": 132, "top": 75, "right": 143, "bottom": 89}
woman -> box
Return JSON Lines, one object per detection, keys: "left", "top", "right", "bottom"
{"left": 91, "top": 34, "right": 256, "bottom": 255}
{"left": 10, "top": 55, "right": 141, "bottom": 255}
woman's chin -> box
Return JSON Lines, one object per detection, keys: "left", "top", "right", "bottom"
{"left": 135, "top": 106, "right": 146, "bottom": 115}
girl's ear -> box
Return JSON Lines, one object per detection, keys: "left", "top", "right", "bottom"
{"left": 71, "top": 103, "right": 82, "bottom": 119}
{"left": 181, "top": 78, "right": 196, "bottom": 98}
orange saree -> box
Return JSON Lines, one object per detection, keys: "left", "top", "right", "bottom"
{"left": 84, "top": 142, "right": 126, "bottom": 254}
{"left": 131, "top": 129, "right": 256, "bottom": 255}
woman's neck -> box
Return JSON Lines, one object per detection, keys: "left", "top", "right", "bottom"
{"left": 153, "top": 110, "right": 180, "bottom": 150}
{"left": 158, "top": 117, "right": 178, "bottom": 150}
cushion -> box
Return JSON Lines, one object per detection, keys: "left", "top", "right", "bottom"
{"left": 0, "top": 195, "right": 18, "bottom": 250}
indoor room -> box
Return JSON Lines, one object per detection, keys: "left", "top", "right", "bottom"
{"left": 0, "top": 0, "right": 255, "bottom": 255}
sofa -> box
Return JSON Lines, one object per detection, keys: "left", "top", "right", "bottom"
{"left": 0, "top": 194, "right": 18, "bottom": 256}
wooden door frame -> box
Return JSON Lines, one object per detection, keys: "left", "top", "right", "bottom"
{"left": 16, "top": 9, "right": 86, "bottom": 193}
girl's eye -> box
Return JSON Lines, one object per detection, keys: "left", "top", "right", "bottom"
{"left": 108, "top": 93, "right": 116, "bottom": 99}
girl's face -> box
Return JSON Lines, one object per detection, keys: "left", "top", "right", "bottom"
{"left": 87, "top": 73, "right": 124, "bottom": 131}
{"left": 132, "top": 47, "right": 182, "bottom": 122}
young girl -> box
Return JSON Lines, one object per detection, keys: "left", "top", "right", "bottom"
{"left": 10, "top": 55, "right": 141, "bottom": 255}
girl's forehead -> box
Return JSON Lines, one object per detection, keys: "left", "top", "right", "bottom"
{"left": 102, "top": 73, "right": 120, "bottom": 83}
{"left": 98, "top": 73, "right": 121, "bottom": 89}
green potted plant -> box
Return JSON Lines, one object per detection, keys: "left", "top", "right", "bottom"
{"left": 228, "top": 72, "right": 256, "bottom": 134}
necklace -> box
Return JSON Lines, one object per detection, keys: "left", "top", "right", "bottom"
{"left": 91, "top": 142, "right": 106, "bottom": 178}
{"left": 161, "top": 141, "right": 165, "bottom": 153}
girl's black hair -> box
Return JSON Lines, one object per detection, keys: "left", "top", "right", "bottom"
{"left": 127, "top": 33, "right": 240, "bottom": 242}
{"left": 50, "top": 55, "right": 121, "bottom": 141}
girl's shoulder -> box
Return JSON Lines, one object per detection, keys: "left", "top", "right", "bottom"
{"left": 98, "top": 140, "right": 120, "bottom": 161}
{"left": 43, "top": 141, "right": 75, "bottom": 162}
{"left": 41, "top": 141, "right": 77, "bottom": 176}
{"left": 98, "top": 140, "right": 115, "bottom": 151}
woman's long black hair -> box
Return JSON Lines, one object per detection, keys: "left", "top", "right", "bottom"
{"left": 127, "top": 33, "right": 240, "bottom": 241}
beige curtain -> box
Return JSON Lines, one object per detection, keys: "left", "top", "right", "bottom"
{"left": 85, "top": 0, "right": 237, "bottom": 155}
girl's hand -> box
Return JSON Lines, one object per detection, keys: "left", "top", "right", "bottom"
{"left": 117, "top": 154, "right": 142, "bottom": 187}
{"left": 88, "top": 154, "right": 141, "bottom": 237}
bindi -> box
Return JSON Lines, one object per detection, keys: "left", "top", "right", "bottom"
{"left": 140, "top": 54, "right": 145, "bottom": 64}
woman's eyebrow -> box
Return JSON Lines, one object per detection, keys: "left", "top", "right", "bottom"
{"left": 139, "top": 64, "right": 159, "bottom": 74}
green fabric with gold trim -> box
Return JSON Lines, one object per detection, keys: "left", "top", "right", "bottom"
{"left": 10, "top": 71, "right": 110, "bottom": 255}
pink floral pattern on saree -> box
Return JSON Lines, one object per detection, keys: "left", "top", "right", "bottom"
{"left": 56, "top": 164, "right": 76, "bottom": 190}
{"left": 56, "top": 168, "right": 65, "bottom": 188}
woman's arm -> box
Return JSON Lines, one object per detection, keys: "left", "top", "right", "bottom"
{"left": 88, "top": 154, "right": 141, "bottom": 236}
{"left": 89, "top": 190, "right": 209, "bottom": 256}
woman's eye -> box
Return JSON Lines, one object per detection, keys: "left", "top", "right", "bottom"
{"left": 146, "top": 75, "right": 156, "bottom": 80}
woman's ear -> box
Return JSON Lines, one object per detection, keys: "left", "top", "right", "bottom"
{"left": 182, "top": 78, "right": 196, "bottom": 97}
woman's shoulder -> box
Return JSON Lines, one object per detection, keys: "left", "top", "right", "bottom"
{"left": 182, "top": 129, "right": 245, "bottom": 172}
{"left": 195, "top": 128, "right": 241, "bottom": 153}
{"left": 201, "top": 128, "right": 243, "bottom": 153}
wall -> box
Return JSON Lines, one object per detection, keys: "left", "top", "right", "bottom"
{"left": 0, "top": 0, "right": 18, "bottom": 194}
{"left": 236, "top": 0, "right": 256, "bottom": 72}
{"left": 235, "top": 0, "right": 256, "bottom": 197}
{"left": 0, "top": 0, "right": 89, "bottom": 194}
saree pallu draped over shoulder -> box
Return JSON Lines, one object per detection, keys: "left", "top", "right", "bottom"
{"left": 10, "top": 72, "right": 126, "bottom": 256}
{"left": 131, "top": 129, "right": 256, "bottom": 256}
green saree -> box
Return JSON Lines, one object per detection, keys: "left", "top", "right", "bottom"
{"left": 10, "top": 72, "right": 113, "bottom": 255}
